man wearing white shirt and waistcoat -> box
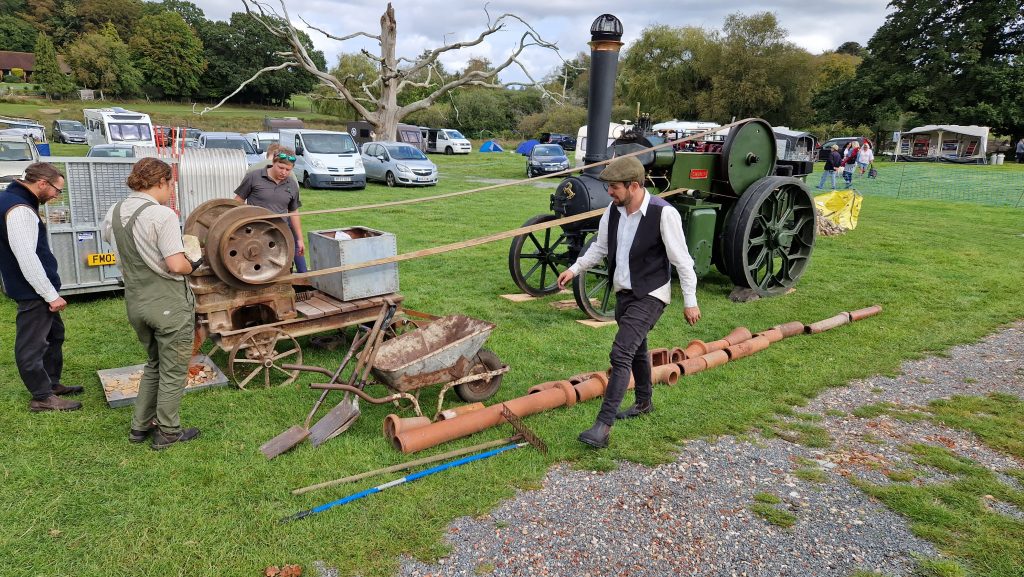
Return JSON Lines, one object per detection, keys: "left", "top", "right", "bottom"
{"left": 0, "top": 162, "right": 83, "bottom": 412}
{"left": 557, "top": 156, "right": 700, "bottom": 448}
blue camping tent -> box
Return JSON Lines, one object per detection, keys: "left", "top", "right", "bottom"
{"left": 479, "top": 140, "right": 504, "bottom": 152}
{"left": 515, "top": 139, "right": 539, "bottom": 155}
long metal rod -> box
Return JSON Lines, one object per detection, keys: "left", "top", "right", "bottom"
{"left": 280, "top": 443, "right": 527, "bottom": 523}
{"left": 291, "top": 436, "right": 517, "bottom": 496}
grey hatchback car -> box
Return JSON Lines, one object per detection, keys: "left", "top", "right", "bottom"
{"left": 361, "top": 141, "right": 438, "bottom": 187}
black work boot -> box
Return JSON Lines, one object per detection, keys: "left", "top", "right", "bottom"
{"left": 129, "top": 419, "right": 159, "bottom": 444}
{"left": 616, "top": 400, "right": 654, "bottom": 420}
{"left": 578, "top": 421, "right": 611, "bottom": 448}
{"left": 151, "top": 427, "right": 201, "bottom": 451}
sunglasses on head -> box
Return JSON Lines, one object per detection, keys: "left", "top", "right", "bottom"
{"left": 276, "top": 153, "right": 296, "bottom": 162}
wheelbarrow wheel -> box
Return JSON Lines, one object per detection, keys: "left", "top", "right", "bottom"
{"left": 455, "top": 348, "right": 503, "bottom": 403}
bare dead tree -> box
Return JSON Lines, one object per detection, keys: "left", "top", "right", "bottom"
{"left": 205, "top": 1, "right": 566, "bottom": 140}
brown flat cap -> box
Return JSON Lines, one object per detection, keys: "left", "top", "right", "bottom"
{"left": 598, "top": 156, "right": 645, "bottom": 183}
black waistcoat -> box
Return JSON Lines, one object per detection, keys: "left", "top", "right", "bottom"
{"left": 607, "top": 194, "right": 670, "bottom": 297}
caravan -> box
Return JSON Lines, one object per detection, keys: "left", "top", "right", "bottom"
{"left": 83, "top": 107, "right": 155, "bottom": 148}
{"left": 278, "top": 129, "right": 366, "bottom": 190}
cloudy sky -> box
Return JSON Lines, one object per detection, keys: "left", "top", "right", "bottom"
{"left": 189, "top": 0, "right": 894, "bottom": 81}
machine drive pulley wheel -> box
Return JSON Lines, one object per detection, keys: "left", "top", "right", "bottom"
{"left": 722, "top": 176, "right": 816, "bottom": 296}
{"left": 572, "top": 237, "right": 615, "bottom": 322}
{"left": 228, "top": 327, "right": 302, "bottom": 388}
{"left": 204, "top": 205, "right": 295, "bottom": 290}
{"left": 455, "top": 348, "right": 504, "bottom": 403}
{"left": 182, "top": 198, "right": 242, "bottom": 245}
{"left": 508, "top": 214, "right": 570, "bottom": 297}
{"left": 718, "top": 119, "right": 777, "bottom": 196}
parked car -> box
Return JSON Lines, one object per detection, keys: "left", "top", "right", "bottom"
{"left": 51, "top": 119, "right": 88, "bottom": 144}
{"left": 244, "top": 131, "right": 279, "bottom": 154}
{"left": 526, "top": 144, "right": 569, "bottom": 177}
{"left": 817, "top": 136, "right": 872, "bottom": 161}
{"left": 0, "top": 133, "right": 40, "bottom": 184}
{"left": 540, "top": 132, "right": 576, "bottom": 151}
{"left": 361, "top": 141, "right": 438, "bottom": 187}
{"left": 197, "top": 132, "right": 263, "bottom": 165}
{"left": 170, "top": 127, "right": 203, "bottom": 148}
{"left": 86, "top": 144, "right": 136, "bottom": 158}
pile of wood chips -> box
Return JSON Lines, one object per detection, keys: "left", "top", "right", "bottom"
{"left": 102, "top": 362, "right": 218, "bottom": 397}
{"left": 816, "top": 212, "right": 848, "bottom": 236}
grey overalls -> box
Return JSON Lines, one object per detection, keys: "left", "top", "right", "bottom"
{"left": 111, "top": 200, "right": 195, "bottom": 434}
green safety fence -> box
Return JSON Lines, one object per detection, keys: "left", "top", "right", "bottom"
{"left": 829, "top": 160, "right": 1024, "bottom": 208}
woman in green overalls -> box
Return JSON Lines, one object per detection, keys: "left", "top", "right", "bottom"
{"left": 102, "top": 158, "right": 202, "bottom": 450}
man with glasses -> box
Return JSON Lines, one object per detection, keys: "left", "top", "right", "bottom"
{"left": 0, "top": 162, "right": 83, "bottom": 412}
{"left": 233, "top": 146, "right": 306, "bottom": 273}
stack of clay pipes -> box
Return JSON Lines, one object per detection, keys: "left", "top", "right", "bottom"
{"left": 386, "top": 305, "right": 882, "bottom": 454}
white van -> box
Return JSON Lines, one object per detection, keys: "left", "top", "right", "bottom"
{"left": 421, "top": 128, "right": 471, "bottom": 155}
{"left": 83, "top": 107, "right": 156, "bottom": 148}
{"left": 278, "top": 129, "right": 365, "bottom": 189}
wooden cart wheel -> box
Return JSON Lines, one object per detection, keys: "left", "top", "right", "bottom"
{"left": 228, "top": 327, "right": 302, "bottom": 389}
{"left": 455, "top": 348, "right": 503, "bottom": 403}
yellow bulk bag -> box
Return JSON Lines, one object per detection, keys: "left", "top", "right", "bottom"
{"left": 814, "top": 189, "right": 862, "bottom": 230}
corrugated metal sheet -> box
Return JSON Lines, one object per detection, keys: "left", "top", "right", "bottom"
{"left": 135, "top": 147, "right": 246, "bottom": 220}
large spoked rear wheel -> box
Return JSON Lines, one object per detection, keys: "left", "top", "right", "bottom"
{"left": 722, "top": 176, "right": 816, "bottom": 296}
{"left": 572, "top": 238, "right": 615, "bottom": 322}
{"left": 508, "top": 214, "right": 568, "bottom": 297}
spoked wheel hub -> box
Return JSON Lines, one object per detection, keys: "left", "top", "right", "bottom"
{"left": 722, "top": 176, "right": 816, "bottom": 296}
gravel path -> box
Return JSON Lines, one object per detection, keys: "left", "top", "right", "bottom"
{"left": 333, "top": 322, "right": 1024, "bottom": 577}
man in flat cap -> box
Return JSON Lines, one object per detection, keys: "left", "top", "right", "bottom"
{"left": 557, "top": 156, "right": 700, "bottom": 448}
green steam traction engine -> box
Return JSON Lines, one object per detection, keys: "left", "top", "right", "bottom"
{"left": 507, "top": 14, "right": 818, "bottom": 321}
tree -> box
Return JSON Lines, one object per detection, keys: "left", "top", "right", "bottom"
{"left": 33, "top": 31, "right": 75, "bottom": 98}
{"left": 617, "top": 25, "right": 714, "bottom": 121}
{"left": 130, "top": 11, "right": 205, "bottom": 98}
{"left": 65, "top": 23, "right": 142, "bottom": 98}
{"left": 196, "top": 12, "right": 324, "bottom": 105}
{"left": 143, "top": 0, "right": 207, "bottom": 31}
{"left": 310, "top": 52, "right": 378, "bottom": 118}
{"left": 819, "top": 0, "right": 1024, "bottom": 136}
{"left": 694, "top": 12, "right": 817, "bottom": 127}
{"left": 79, "top": 0, "right": 143, "bottom": 40}
{"left": 835, "top": 41, "right": 866, "bottom": 57}
{"left": 218, "top": 1, "right": 563, "bottom": 140}
{"left": 0, "top": 15, "right": 39, "bottom": 52}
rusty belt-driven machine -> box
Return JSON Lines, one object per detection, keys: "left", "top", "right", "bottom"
{"left": 184, "top": 198, "right": 409, "bottom": 388}
{"left": 508, "top": 14, "right": 817, "bottom": 321}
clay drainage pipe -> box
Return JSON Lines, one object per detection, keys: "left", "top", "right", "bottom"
{"left": 651, "top": 363, "right": 680, "bottom": 385}
{"left": 774, "top": 321, "right": 805, "bottom": 338}
{"left": 436, "top": 402, "right": 485, "bottom": 421}
{"left": 648, "top": 348, "right": 671, "bottom": 367}
{"left": 670, "top": 347, "right": 686, "bottom": 364}
{"left": 724, "top": 335, "right": 771, "bottom": 360}
{"left": 574, "top": 372, "right": 610, "bottom": 402}
{"left": 700, "top": 349, "right": 729, "bottom": 370}
{"left": 678, "top": 356, "right": 707, "bottom": 376}
{"left": 849, "top": 305, "right": 883, "bottom": 321}
{"left": 684, "top": 340, "right": 708, "bottom": 358}
{"left": 756, "top": 328, "right": 784, "bottom": 343}
{"left": 392, "top": 382, "right": 577, "bottom": 454}
{"left": 382, "top": 415, "right": 431, "bottom": 440}
{"left": 805, "top": 313, "right": 850, "bottom": 334}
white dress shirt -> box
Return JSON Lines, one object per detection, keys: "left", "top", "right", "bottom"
{"left": 568, "top": 190, "right": 698, "bottom": 307}
{"left": 5, "top": 206, "right": 60, "bottom": 302}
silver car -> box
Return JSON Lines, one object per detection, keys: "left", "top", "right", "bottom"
{"left": 361, "top": 141, "right": 438, "bottom": 187}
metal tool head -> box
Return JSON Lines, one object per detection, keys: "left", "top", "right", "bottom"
{"left": 259, "top": 425, "right": 310, "bottom": 460}
{"left": 309, "top": 395, "right": 360, "bottom": 447}
{"left": 500, "top": 405, "right": 547, "bottom": 455}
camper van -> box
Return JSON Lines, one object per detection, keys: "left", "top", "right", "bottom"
{"left": 278, "top": 129, "right": 365, "bottom": 190}
{"left": 83, "top": 107, "right": 156, "bottom": 148}
{"left": 421, "top": 128, "right": 471, "bottom": 155}
{"left": 347, "top": 121, "right": 424, "bottom": 151}
{"left": 574, "top": 122, "right": 631, "bottom": 165}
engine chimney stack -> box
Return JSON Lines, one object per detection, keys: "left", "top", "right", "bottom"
{"left": 583, "top": 14, "right": 624, "bottom": 174}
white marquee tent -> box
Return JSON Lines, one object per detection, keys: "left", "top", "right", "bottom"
{"left": 897, "top": 125, "right": 989, "bottom": 164}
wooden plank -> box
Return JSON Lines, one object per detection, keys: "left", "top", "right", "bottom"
{"left": 500, "top": 293, "right": 536, "bottom": 303}
{"left": 305, "top": 297, "right": 342, "bottom": 315}
{"left": 577, "top": 319, "right": 616, "bottom": 328}
{"left": 294, "top": 301, "right": 324, "bottom": 319}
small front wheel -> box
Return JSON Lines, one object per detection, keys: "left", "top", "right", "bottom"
{"left": 455, "top": 349, "right": 503, "bottom": 402}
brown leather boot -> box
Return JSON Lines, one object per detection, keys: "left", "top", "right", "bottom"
{"left": 52, "top": 383, "right": 84, "bottom": 396}
{"left": 29, "top": 395, "right": 82, "bottom": 412}
{"left": 151, "top": 428, "right": 201, "bottom": 451}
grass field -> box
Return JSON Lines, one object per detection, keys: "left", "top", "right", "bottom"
{"left": 1, "top": 136, "right": 1023, "bottom": 576}
{"left": 0, "top": 96, "right": 345, "bottom": 134}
